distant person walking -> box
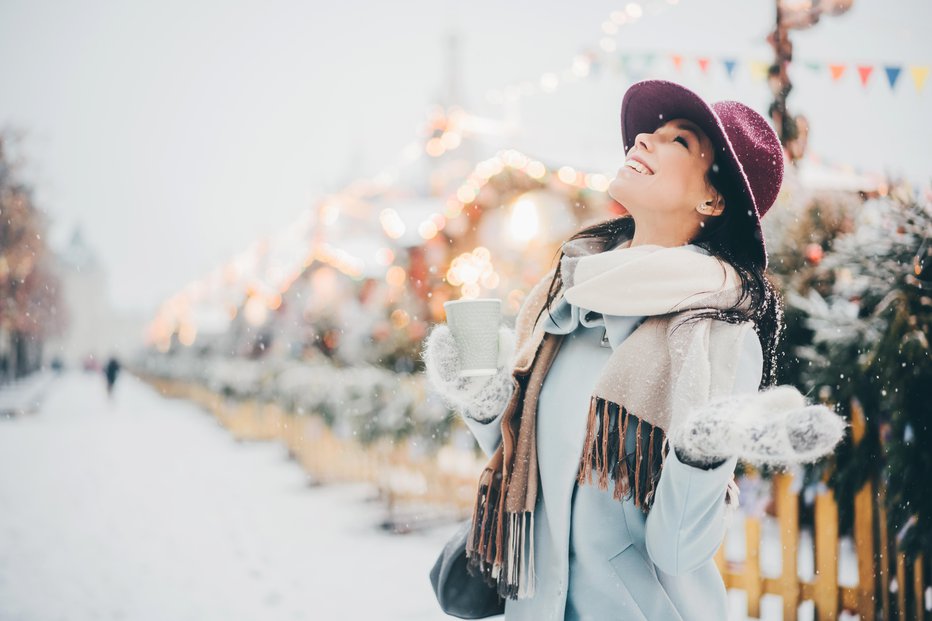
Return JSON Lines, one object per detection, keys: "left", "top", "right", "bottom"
{"left": 103, "top": 357, "right": 121, "bottom": 398}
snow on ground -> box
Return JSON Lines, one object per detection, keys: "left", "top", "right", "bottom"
{"left": 0, "top": 371, "right": 457, "bottom": 621}
{"left": 0, "top": 370, "right": 858, "bottom": 621}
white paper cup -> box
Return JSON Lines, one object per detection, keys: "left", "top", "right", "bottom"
{"left": 443, "top": 298, "right": 502, "bottom": 378}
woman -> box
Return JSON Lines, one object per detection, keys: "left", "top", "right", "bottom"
{"left": 424, "top": 79, "right": 846, "bottom": 621}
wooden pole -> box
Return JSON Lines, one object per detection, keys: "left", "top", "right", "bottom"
{"left": 775, "top": 472, "right": 800, "bottom": 620}
{"left": 915, "top": 554, "right": 925, "bottom": 621}
{"left": 878, "top": 483, "right": 892, "bottom": 619}
{"left": 746, "top": 517, "right": 763, "bottom": 618}
{"left": 897, "top": 552, "right": 908, "bottom": 621}
{"left": 851, "top": 398, "right": 877, "bottom": 620}
{"left": 814, "top": 489, "right": 839, "bottom": 620}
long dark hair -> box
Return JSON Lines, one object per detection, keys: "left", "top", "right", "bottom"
{"left": 535, "top": 168, "right": 784, "bottom": 390}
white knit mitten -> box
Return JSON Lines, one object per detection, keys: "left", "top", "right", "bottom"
{"left": 422, "top": 324, "right": 516, "bottom": 423}
{"left": 670, "top": 385, "right": 849, "bottom": 467}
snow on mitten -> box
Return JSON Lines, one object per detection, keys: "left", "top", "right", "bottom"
{"left": 670, "top": 385, "right": 849, "bottom": 467}
{"left": 780, "top": 404, "right": 850, "bottom": 463}
{"left": 422, "top": 324, "right": 516, "bottom": 422}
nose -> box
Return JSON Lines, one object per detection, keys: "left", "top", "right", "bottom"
{"left": 629, "top": 132, "right": 653, "bottom": 155}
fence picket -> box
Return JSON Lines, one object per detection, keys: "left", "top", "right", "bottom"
{"left": 897, "top": 552, "right": 907, "bottom": 621}
{"left": 915, "top": 554, "right": 925, "bottom": 621}
{"left": 851, "top": 397, "right": 876, "bottom": 621}
{"left": 813, "top": 489, "right": 839, "bottom": 620}
{"left": 745, "top": 517, "right": 762, "bottom": 618}
{"left": 775, "top": 473, "right": 800, "bottom": 621}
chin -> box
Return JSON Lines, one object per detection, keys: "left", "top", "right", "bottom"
{"left": 607, "top": 181, "right": 631, "bottom": 205}
{"left": 607, "top": 180, "right": 622, "bottom": 202}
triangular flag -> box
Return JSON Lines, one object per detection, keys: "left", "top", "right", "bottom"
{"left": 828, "top": 64, "right": 847, "bottom": 81}
{"left": 857, "top": 65, "right": 873, "bottom": 87}
{"left": 621, "top": 54, "right": 640, "bottom": 79}
{"left": 909, "top": 65, "right": 930, "bottom": 93}
{"left": 805, "top": 61, "right": 821, "bottom": 73}
{"left": 697, "top": 58, "right": 710, "bottom": 74}
{"left": 749, "top": 60, "right": 769, "bottom": 81}
{"left": 643, "top": 53, "right": 656, "bottom": 68}
{"left": 671, "top": 54, "right": 683, "bottom": 72}
{"left": 885, "top": 66, "right": 902, "bottom": 90}
{"left": 611, "top": 56, "right": 624, "bottom": 76}
{"left": 722, "top": 58, "right": 738, "bottom": 80}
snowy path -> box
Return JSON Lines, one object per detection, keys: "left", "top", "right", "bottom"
{"left": 0, "top": 371, "right": 458, "bottom": 621}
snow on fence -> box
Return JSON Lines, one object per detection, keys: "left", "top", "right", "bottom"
{"left": 144, "top": 375, "right": 925, "bottom": 621}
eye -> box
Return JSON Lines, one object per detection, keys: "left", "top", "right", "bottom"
{"left": 674, "top": 135, "right": 689, "bottom": 148}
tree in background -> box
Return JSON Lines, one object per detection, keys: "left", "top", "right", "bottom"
{"left": 0, "top": 133, "right": 64, "bottom": 381}
{"left": 772, "top": 181, "right": 932, "bottom": 561}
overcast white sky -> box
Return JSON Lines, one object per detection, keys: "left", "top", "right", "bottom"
{"left": 1, "top": 0, "right": 929, "bottom": 314}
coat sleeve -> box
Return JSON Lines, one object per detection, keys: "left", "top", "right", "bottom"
{"left": 461, "top": 401, "right": 507, "bottom": 458}
{"left": 643, "top": 323, "right": 763, "bottom": 576}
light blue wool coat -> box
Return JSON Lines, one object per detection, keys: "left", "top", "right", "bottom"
{"left": 461, "top": 246, "right": 763, "bottom": 621}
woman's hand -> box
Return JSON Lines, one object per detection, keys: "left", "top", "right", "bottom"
{"left": 422, "top": 324, "right": 516, "bottom": 422}
{"left": 670, "top": 385, "right": 849, "bottom": 467}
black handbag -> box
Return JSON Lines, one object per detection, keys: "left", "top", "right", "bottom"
{"left": 429, "top": 519, "right": 506, "bottom": 619}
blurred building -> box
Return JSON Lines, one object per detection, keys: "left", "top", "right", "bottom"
{"left": 45, "top": 227, "right": 146, "bottom": 369}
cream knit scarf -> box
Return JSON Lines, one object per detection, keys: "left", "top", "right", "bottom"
{"left": 466, "top": 235, "right": 756, "bottom": 600}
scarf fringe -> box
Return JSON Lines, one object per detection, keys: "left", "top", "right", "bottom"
{"left": 465, "top": 469, "right": 536, "bottom": 599}
{"left": 465, "top": 396, "right": 671, "bottom": 601}
{"left": 576, "top": 397, "right": 670, "bottom": 511}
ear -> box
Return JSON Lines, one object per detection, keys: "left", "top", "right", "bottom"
{"left": 704, "top": 191, "right": 726, "bottom": 217}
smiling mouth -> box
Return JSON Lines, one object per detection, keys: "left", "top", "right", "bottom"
{"left": 623, "top": 160, "right": 654, "bottom": 175}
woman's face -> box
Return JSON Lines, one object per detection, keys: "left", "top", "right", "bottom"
{"left": 607, "top": 118, "right": 720, "bottom": 220}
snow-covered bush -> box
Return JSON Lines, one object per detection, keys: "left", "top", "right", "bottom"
{"left": 138, "top": 349, "right": 456, "bottom": 448}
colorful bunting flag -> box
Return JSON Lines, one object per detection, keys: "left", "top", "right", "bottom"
{"left": 722, "top": 58, "right": 738, "bottom": 81}
{"left": 613, "top": 53, "right": 627, "bottom": 77}
{"left": 909, "top": 65, "right": 930, "bottom": 93}
{"left": 885, "top": 66, "right": 902, "bottom": 90}
{"left": 750, "top": 60, "right": 770, "bottom": 80}
{"left": 488, "top": 2, "right": 932, "bottom": 112}
{"left": 558, "top": 49, "right": 926, "bottom": 96}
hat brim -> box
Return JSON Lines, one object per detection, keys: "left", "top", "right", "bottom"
{"left": 620, "top": 80, "right": 766, "bottom": 269}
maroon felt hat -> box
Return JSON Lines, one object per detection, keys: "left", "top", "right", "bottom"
{"left": 620, "top": 79, "right": 785, "bottom": 270}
